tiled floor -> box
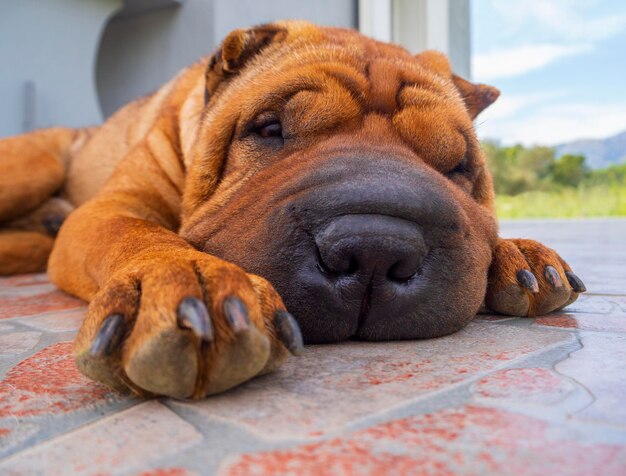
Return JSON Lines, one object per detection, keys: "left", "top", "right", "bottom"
{"left": 0, "top": 219, "right": 625, "bottom": 475}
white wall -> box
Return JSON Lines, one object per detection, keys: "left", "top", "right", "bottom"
{"left": 362, "top": 0, "right": 471, "bottom": 78}
{"left": 0, "top": 0, "right": 470, "bottom": 137}
{"left": 0, "top": 0, "right": 121, "bottom": 137}
{"left": 96, "top": 0, "right": 357, "bottom": 118}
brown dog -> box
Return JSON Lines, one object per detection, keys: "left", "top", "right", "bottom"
{"left": 0, "top": 21, "right": 585, "bottom": 399}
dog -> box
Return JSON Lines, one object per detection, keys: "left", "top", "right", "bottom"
{"left": 0, "top": 21, "right": 585, "bottom": 399}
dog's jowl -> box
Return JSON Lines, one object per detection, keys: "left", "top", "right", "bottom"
{"left": 0, "top": 21, "right": 585, "bottom": 399}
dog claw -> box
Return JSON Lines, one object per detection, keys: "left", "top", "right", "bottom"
{"left": 90, "top": 314, "right": 125, "bottom": 357}
{"left": 274, "top": 310, "right": 304, "bottom": 356}
{"left": 223, "top": 296, "right": 250, "bottom": 333}
{"left": 177, "top": 297, "right": 213, "bottom": 342}
{"left": 544, "top": 266, "right": 563, "bottom": 288}
{"left": 565, "top": 271, "right": 586, "bottom": 293}
{"left": 517, "top": 269, "right": 539, "bottom": 293}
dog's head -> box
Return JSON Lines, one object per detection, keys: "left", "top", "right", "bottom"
{"left": 180, "top": 21, "right": 500, "bottom": 342}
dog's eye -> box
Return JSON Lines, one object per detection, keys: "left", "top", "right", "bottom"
{"left": 250, "top": 120, "right": 283, "bottom": 140}
{"left": 446, "top": 156, "right": 470, "bottom": 176}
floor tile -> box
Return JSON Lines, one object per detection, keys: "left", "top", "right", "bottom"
{"left": 0, "top": 341, "right": 134, "bottom": 459}
{"left": 17, "top": 308, "right": 85, "bottom": 333}
{"left": 220, "top": 404, "right": 626, "bottom": 476}
{"left": 0, "top": 401, "right": 203, "bottom": 476}
{"left": 0, "top": 219, "right": 624, "bottom": 474}
{"left": 556, "top": 332, "right": 626, "bottom": 427}
{"left": 0, "top": 290, "right": 84, "bottom": 320}
{"left": 471, "top": 367, "right": 575, "bottom": 405}
{"left": 173, "top": 322, "right": 571, "bottom": 440}
{"left": 0, "top": 274, "right": 50, "bottom": 287}
{"left": 534, "top": 295, "right": 626, "bottom": 333}
{"left": 0, "top": 331, "right": 41, "bottom": 356}
{"left": 0, "top": 341, "right": 115, "bottom": 419}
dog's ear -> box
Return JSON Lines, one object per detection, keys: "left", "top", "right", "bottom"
{"left": 416, "top": 50, "right": 500, "bottom": 120}
{"left": 205, "top": 24, "right": 287, "bottom": 102}
{"left": 451, "top": 74, "right": 500, "bottom": 120}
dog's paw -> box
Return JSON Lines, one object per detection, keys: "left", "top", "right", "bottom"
{"left": 73, "top": 251, "right": 303, "bottom": 399}
{"left": 485, "top": 238, "right": 586, "bottom": 317}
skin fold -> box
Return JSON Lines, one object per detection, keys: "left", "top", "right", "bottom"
{"left": 0, "top": 21, "right": 585, "bottom": 399}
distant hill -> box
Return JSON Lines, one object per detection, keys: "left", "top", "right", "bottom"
{"left": 555, "top": 130, "right": 626, "bottom": 169}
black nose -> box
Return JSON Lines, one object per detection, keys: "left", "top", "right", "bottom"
{"left": 315, "top": 215, "right": 426, "bottom": 287}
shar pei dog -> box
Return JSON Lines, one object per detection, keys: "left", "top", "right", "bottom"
{"left": 0, "top": 21, "right": 585, "bottom": 399}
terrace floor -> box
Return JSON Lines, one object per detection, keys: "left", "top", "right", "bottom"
{"left": 0, "top": 218, "right": 625, "bottom": 475}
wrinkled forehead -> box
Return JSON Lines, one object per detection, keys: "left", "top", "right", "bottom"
{"left": 236, "top": 35, "right": 468, "bottom": 145}
{"left": 284, "top": 32, "right": 451, "bottom": 85}
{"left": 201, "top": 27, "right": 475, "bottom": 170}
{"left": 221, "top": 29, "right": 468, "bottom": 121}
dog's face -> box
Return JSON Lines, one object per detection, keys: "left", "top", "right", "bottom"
{"left": 180, "top": 21, "right": 500, "bottom": 343}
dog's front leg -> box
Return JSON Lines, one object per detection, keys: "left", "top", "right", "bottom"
{"left": 48, "top": 141, "right": 302, "bottom": 399}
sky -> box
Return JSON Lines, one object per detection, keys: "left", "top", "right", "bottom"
{"left": 471, "top": 0, "right": 626, "bottom": 146}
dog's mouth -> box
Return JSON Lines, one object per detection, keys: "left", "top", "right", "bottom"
{"left": 357, "top": 279, "right": 373, "bottom": 328}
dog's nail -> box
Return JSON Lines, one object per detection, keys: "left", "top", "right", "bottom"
{"left": 544, "top": 266, "right": 563, "bottom": 288}
{"left": 517, "top": 269, "right": 539, "bottom": 293}
{"left": 565, "top": 271, "right": 586, "bottom": 293}
{"left": 177, "top": 297, "right": 213, "bottom": 342}
{"left": 274, "top": 310, "right": 304, "bottom": 356}
{"left": 223, "top": 296, "right": 250, "bottom": 333}
{"left": 90, "top": 314, "right": 125, "bottom": 357}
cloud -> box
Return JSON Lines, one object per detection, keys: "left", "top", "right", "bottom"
{"left": 489, "top": 0, "right": 626, "bottom": 42}
{"left": 476, "top": 102, "right": 626, "bottom": 146}
{"left": 472, "top": 43, "right": 592, "bottom": 82}
{"left": 471, "top": 1, "right": 626, "bottom": 146}
{"left": 478, "top": 92, "right": 562, "bottom": 121}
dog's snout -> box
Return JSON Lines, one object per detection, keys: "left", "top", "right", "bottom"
{"left": 193, "top": 157, "right": 490, "bottom": 343}
{"left": 314, "top": 214, "right": 427, "bottom": 287}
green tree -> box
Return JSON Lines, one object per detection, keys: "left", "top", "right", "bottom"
{"left": 550, "top": 154, "right": 588, "bottom": 187}
{"left": 585, "top": 162, "right": 626, "bottom": 186}
{"left": 482, "top": 141, "right": 558, "bottom": 195}
{"left": 517, "top": 146, "right": 554, "bottom": 181}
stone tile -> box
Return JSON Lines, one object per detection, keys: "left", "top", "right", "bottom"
{"left": 0, "top": 401, "right": 203, "bottom": 475}
{"left": 0, "top": 290, "right": 85, "bottom": 320}
{"left": 471, "top": 368, "right": 575, "bottom": 405}
{"left": 0, "top": 274, "right": 56, "bottom": 300}
{"left": 0, "top": 283, "right": 57, "bottom": 299}
{"left": 0, "top": 222, "right": 623, "bottom": 473}
{"left": 0, "top": 341, "right": 137, "bottom": 460}
{"left": 566, "top": 295, "right": 626, "bottom": 315}
{"left": 0, "top": 423, "right": 39, "bottom": 457}
{"left": 136, "top": 469, "right": 199, "bottom": 476}
{"left": 0, "top": 331, "right": 41, "bottom": 356}
{"left": 474, "top": 314, "right": 518, "bottom": 322}
{"left": 19, "top": 308, "right": 85, "bottom": 333}
{"left": 0, "top": 342, "right": 122, "bottom": 420}
{"left": 556, "top": 332, "right": 626, "bottom": 427}
{"left": 534, "top": 295, "right": 626, "bottom": 333}
{"left": 220, "top": 404, "right": 626, "bottom": 476}
{"left": 535, "top": 313, "right": 626, "bottom": 333}
{"left": 173, "top": 322, "right": 571, "bottom": 440}
{"left": 0, "top": 274, "right": 50, "bottom": 287}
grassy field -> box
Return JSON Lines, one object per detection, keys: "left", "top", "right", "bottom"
{"left": 495, "top": 184, "right": 626, "bottom": 219}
